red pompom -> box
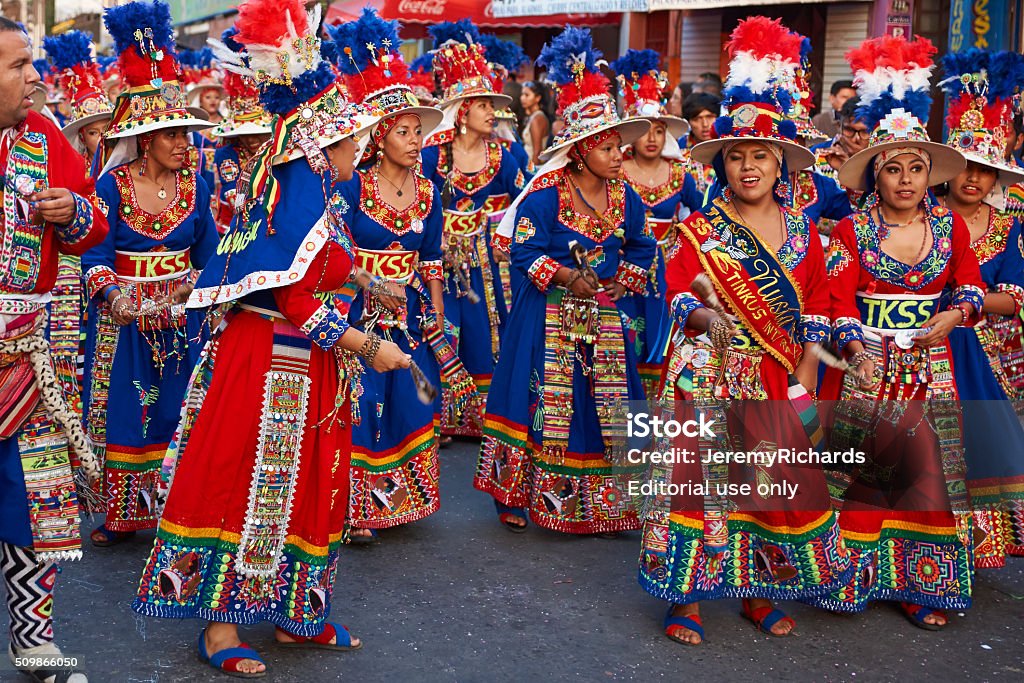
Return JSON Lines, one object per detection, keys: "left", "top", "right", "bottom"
{"left": 235, "top": 0, "right": 308, "bottom": 47}
{"left": 726, "top": 16, "right": 802, "bottom": 62}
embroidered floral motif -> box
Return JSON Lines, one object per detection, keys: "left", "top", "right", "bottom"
{"left": 300, "top": 306, "right": 349, "bottom": 350}
{"left": 851, "top": 207, "right": 953, "bottom": 291}
{"left": 54, "top": 192, "right": 94, "bottom": 246}
{"left": 85, "top": 265, "right": 118, "bottom": 298}
{"left": 113, "top": 167, "right": 197, "bottom": 240}
{"left": 438, "top": 140, "right": 502, "bottom": 196}
{"left": 775, "top": 209, "right": 813, "bottom": 271}
{"left": 972, "top": 210, "right": 1013, "bottom": 265}
{"left": 792, "top": 170, "right": 818, "bottom": 211}
{"left": 615, "top": 261, "right": 647, "bottom": 294}
{"left": 626, "top": 160, "right": 687, "bottom": 208}
{"left": 556, "top": 172, "right": 625, "bottom": 242}
{"left": 359, "top": 168, "right": 433, "bottom": 236}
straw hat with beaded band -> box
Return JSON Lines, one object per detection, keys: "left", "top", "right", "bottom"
{"left": 430, "top": 20, "right": 512, "bottom": 114}
{"left": 837, "top": 35, "right": 965, "bottom": 192}
{"left": 689, "top": 16, "right": 814, "bottom": 172}
{"left": 940, "top": 48, "right": 1024, "bottom": 187}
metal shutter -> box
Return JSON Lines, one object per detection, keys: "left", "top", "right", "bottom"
{"left": 821, "top": 3, "right": 871, "bottom": 97}
{"left": 679, "top": 10, "right": 723, "bottom": 83}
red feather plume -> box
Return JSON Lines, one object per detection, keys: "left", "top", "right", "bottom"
{"left": 726, "top": 16, "right": 802, "bottom": 62}
{"left": 945, "top": 92, "right": 1009, "bottom": 130}
{"left": 235, "top": 0, "right": 309, "bottom": 48}
{"left": 223, "top": 71, "right": 259, "bottom": 100}
{"left": 555, "top": 70, "right": 609, "bottom": 115}
{"left": 620, "top": 73, "right": 662, "bottom": 108}
{"left": 344, "top": 59, "right": 411, "bottom": 104}
{"left": 846, "top": 35, "right": 936, "bottom": 73}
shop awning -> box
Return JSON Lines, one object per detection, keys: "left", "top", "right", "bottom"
{"left": 491, "top": 0, "right": 863, "bottom": 16}
{"left": 326, "top": 0, "right": 620, "bottom": 27}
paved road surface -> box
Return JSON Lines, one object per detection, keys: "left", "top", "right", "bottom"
{"left": 9, "top": 441, "right": 1024, "bottom": 682}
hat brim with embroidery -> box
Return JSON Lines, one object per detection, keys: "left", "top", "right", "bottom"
{"left": 63, "top": 112, "right": 113, "bottom": 140}
{"left": 839, "top": 138, "right": 966, "bottom": 191}
{"left": 541, "top": 117, "right": 651, "bottom": 163}
{"left": 213, "top": 120, "right": 273, "bottom": 138}
{"left": 685, "top": 17, "right": 815, "bottom": 172}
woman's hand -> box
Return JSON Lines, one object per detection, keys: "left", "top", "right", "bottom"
{"left": 916, "top": 310, "right": 963, "bottom": 347}
{"left": 371, "top": 339, "right": 412, "bottom": 372}
{"left": 494, "top": 248, "right": 509, "bottom": 263}
{"left": 854, "top": 357, "right": 878, "bottom": 390}
{"left": 107, "top": 290, "right": 136, "bottom": 326}
{"left": 375, "top": 280, "right": 406, "bottom": 313}
{"left": 568, "top": 271, "right": 599, "bottom": 299}
{"left": 794, "top": 363, "right": 818, "bottom": 395}
{"left": 606, "top": 282, "right": 627, "bottom": 302}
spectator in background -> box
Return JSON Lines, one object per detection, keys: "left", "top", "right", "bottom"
{"left": 678, "top": 92, "right": 722, "bottom": 194}
{"left": 666, "top": 81, "right": 692, "bottom": 117}
{"left": 520, "top": 80, "right": 551, "bottom": 168}
{"left": 812, "top": 79, "right": 856, "bottom": 138}
{"left": 814, "top": 96, "right": 869, "bottom": 175}
{"left": 503, "top": 77, "right": 525, "bottom": 125}
{"left": 691, "top": 72, "right": 722, "bottom": 97}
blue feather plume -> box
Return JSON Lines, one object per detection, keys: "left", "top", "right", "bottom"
{"left": 43, "top": 31, "right": 94, "bottom": 71}
{"left": 987, "top": 51, "right": 1024, "bottom": 101}
{"left": 429, "top": 20, "right": 480, "bottom": 49}
{"left": 609, "top": 49, "right": 660, "bottom": 78}
{"left": 479, "top": 34, "right": 527, "bottom": 72}
{"left": 410, "top": 53, "right": 433, "bottom": 73}
{"left": 857, "top": 89, "right": 932, "bottom": 130}
{"left": 32, "top": 58, "right": 50, "bottom": 78}
{"left": 259, "top": 61, "right": 336, "bottom": 116}
{"left": 179, "top": 47, "right": 215, "bottom": 70}
{"left": 103, "top": 0, "right": 175, "bottom": 56}
{"left": 537, "top": 26, "right": 601, "bottom": 85}
{"left": 799, "top": 36, "right": 812, "bottom": 63}
{"left": 941, "top": 48, "right": 1024, "bottom": 102}
{"left": 221, "top": 27, "right": 244, "bottom": 54}
{"left": 324, "top": 7, "right": 401, "bottom": 76}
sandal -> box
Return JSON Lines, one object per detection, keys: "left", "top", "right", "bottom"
{"left": 8, "top": 643, "right": 87, "bottom": 682}
{"left": 348, "top": 528, "right": 379, "bottom": 545}
{"left": 276, "top": 622, "right": 362, "bottom": 652}
{"left": 663, "top": 605, "right": 704, "bottom": 646}
{"left": 89, "top": 525, "right": 135, "bottom": 548}
{"left": 197, "top": 629, "right": 266, "bottom": 679}
{"left": 494, "top": 500, "right": 527, "bottom": 533}
{"left": 899, "top": 602, "right": 947, "bottom": 631}
{"left": 740, "top": 598, "right": 796, "bottom": 637}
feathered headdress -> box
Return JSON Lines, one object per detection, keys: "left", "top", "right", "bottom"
{"left": 326, "top": 7, "right": 441, "bottom": 160}
{"left": 221, "top": 0, "right": 377, "bottom": 228}
{"left": 940, "top": 48, "right": 1024, "bottom": 185}
{"left": 102, "top": 0, "right": 210, "bottom": 140}
{"left": 480, "top": 33, "right": 528, "bottom": 89}
{"left": 691, "top": 16, "right": 812, "bottom": 170}
{"left": 42, "top": 30, "right": 113, "bottom": 141}
{"left": 179, "top": 47, "right": 224, "bottom": 104}
{"left": 429, "top": 20, "right": 507, "bottom": 109}
{"left": 208, "top": 28, "right": 272, "bottom": 139}
{"left": 409, "top": 53, "right": 437, "bottom": 105}
{"left": 838, "top": 34, "right": 964, "bottom": 191}
{"left": 609, "top": 49, "right": 688, "bottom": 138}
{"left": 535, "top": 26, "right": 648, "bottom": 162}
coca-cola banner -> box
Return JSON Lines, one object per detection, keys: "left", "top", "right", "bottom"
{"left": 326, "top": 0, "right": 621, "bottom": 26}
{"left": 646, "top": 0, "right": 849, "bottom": 9}
{"left": 492, "top": 0, "right": 648, "bottom": 16}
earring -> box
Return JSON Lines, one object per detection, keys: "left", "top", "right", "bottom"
{"left": 139, "top": 149, "right": 148, "bottom": 177}
{"left": 459, "top": 123, "right": 467, "bottom": 136}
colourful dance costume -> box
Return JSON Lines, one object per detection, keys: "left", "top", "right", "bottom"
{"left": 612, "top": 49, "right": 704, "bottom": 398}
{"left": 329, "top": 8, "right": 448, "bottom": 529}
{"left": 815, "top": 35, "right": 982, "bottom": 613}
{"left": 83, "top": 2, "right": 218, "bottom": 534}
{"left": 475, "top": 27, "right": 656, "bottom": 534}
{"left": 638, "top": 19, "right": 850, "bottom": 606}
{"left": 134, "top": 0, "right": 370, "bottom": 635}
{"left": 940, "top": 49, "right": 1024, "bottom": 565}
{"left": 420, "top": 21, "right": 525, "bottom": 434}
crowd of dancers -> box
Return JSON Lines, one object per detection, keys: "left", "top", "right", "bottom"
{"left": 2, "top": 0, "right": 1024, "bottom": 680}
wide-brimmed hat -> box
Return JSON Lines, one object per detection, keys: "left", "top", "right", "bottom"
{"left": 939, "top": 48, "right": 1024, "bottom": 186}
{"left": 789, "top": 32, "right": 827, "bottom": 144}
{"left": 42, "top": 31, "right": 114, "bottom": 142}
{"left": 207, "top": 28, "right": 272, "bottom": 139}
{"left": 327, "top": 7, "right": 443, "bottom": 160}
{"left": 102, "top": 1, "right": 213, "bottom": 140}
{"left": 838, "top": 35, "right": 965, "bottom": 191}
{"left": 688, "top": 17, "right": 814, "bottom": 171}
{"left": 180, "top": 47, "right": 226, "bottom": 106}
{"left": 536, "top": 26, "right": 651, "bottom": 163}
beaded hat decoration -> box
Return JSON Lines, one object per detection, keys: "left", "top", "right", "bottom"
{"left": 839, "top": 34, "right": 964, "bottom": 190}
{"left": 479, "top": 33, "right": 528, "bottom": 123}
{"left": 690, "top": 16, "right": 813, "bottom": 170}
{"left": 208, "top": 28, "right": 272, "bottom": 138}
{"left": 536, "top": 26, "right": 649, "bottom": 163}
{"left": 789, "top": 32, "right": 826, "bottom": 142}
{"left": 610, "top": 49, "right": 689, "bottom": 138}
{"left": 429, "top": 20, "right": 511, "bottom": 111}
{"left": 42, "top": 30, "right": 114, "bottom": 140}
{"left": 179, "top": 46, "right": 225, "bottom": 104}
{"left": 226, "top": 0, "right": 379, "bottom": 227}
{"left": 940, "top": 48, "right": 1024, "bottom": 185}
{"left": 102, "top": 0, "right": 212, "bottom": 139}
{"left": 326, "top": 7, "right": 442, "bottom": 160}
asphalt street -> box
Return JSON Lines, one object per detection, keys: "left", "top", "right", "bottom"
{"left": 6, "top": 440, "right": 1024, "bottom": 682}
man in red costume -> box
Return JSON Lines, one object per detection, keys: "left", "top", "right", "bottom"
{"left": 0, "top": 18, "right": 108, "bottom": 682}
